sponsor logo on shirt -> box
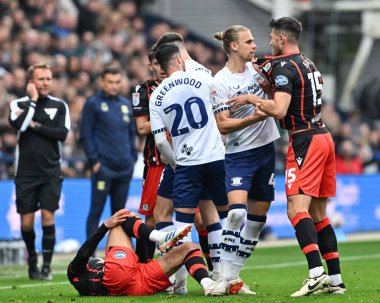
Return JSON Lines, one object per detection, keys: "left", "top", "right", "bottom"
{"left": 121, "top": 105, "right": 129, "bottom": 114}
{"left": 181, "top": 144, "right": 193, "bottom": 156}
{"left": 275, "top": 75, "right": 288, "bottom": 86}
{"left": 132, "top": 93, "right": 140, "bottom": 107}
{"left": 231, "top": 177, "right": 243, "bottom": 186}
{"left": 281, "top": 61, "right": 287, "bottom": 67}
{"left": 114, "top": 251, "right": 127, "bottom": 259}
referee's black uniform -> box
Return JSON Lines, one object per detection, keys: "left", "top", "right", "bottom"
{"left": 9, "top": 94, "right": 70, "bottom": 278}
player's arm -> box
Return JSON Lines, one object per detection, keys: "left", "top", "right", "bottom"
{"left": 30, "top": 101, "right": 70, "bottom": 141}
{"left": 133, "top": 84, "right": 151, "bottom": 136}
{"left": 154, "top": 132, "right": 175, "bottom": 169}
{"left": 227, "top": 65, "right": 293, "bottom": 119}
{"left": 68, "top": 209, "right": 129, "bottom": 276}
{"left": 149, "top": 97, "right": 175, "bottom": 169}
{"left": 135, "top": 116, "right": 151, "bottom": 136}
{"left": 214, "top": 109, "right": 267, "bottom": 135}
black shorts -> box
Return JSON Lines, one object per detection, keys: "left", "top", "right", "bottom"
{"left": 15, "top": 175, "right": 63, "bottom": 214}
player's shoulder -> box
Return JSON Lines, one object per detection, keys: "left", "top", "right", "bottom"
{"left": 47, "top": 95, "right": 68, "bottom": 108}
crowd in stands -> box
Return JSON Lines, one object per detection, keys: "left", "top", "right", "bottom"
{"left": 0, "top": 0, "right": 379, "bottom": 179}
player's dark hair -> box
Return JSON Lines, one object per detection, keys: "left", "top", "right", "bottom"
{"left": 155, "top": 44, "right": 180, "bottom": 73}
{"left": 101, "top": 66, "right": 121, "bottom": 78}
{"left": 156, "top": 32, "right": 184, "bottom": 48}
{"left": 214, "top": 25, "right": 249, "bottom": 54}
{"left": 148, "top": 43, "right": 157, "bottom": 62}
{"left": 269, "top": 17, "right": 302, "bottom": 43}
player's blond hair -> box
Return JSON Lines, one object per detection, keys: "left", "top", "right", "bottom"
{"left": 214, "top": 25, "right": 249, "bottom": 54}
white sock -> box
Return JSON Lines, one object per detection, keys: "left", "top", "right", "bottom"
{"left": 208, "top": 227, "right": 223, "bottom": 278}
{"left": 200, "top": 277, "right": 214, "bottom": 289}
{"left": 231, "top": 217, "right": 265, "bottom": 279}
{"left": 148, "top": 230, "right": 166, "bottom": 243}
{"left": 220, "top": 208, "right": 246, "bottom": 280}
{"left": 309, "top": 266, "right": 325, "bottom": 278}
{"left": 329, "top": 274, "right": 343, "bottom": 286}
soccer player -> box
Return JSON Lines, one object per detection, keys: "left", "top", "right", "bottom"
{"left": 210, "top": 25, "right": 280, "bottom": 295}
{"left": 150, "top": 43, "right": 228, "bottom": 288}
{"left": 227, "top": 17, "right": 346, "bottom": 296}
{"left": 67, "top": 209, "right": 221, "bottom": 296}
{"left": 152, "top": 32, "right": 227, "bottom": 292}
{"left": 132, "top": 44, "right": 167, "bottom": 262}
{"left": 9, "top": 63, "right": 70, "bottom": 280}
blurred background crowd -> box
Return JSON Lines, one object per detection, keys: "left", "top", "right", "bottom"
{"left": 0, "top": 0, "right": 379, "bottom": 180}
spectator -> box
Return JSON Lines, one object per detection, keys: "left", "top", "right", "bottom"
{"left": 336, "top": 139, "right": 363, "bottom": 174}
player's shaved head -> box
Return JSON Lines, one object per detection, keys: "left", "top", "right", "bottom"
{"left": 156, "top": 32, "right": 185, "bottom": 48}
{"left": 155, "top": 43, "right": 181, "bottom": 74}
{"left": 269, "top": 17, "right": 302, "bottom": 44}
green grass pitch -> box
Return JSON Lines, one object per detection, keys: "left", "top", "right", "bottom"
{"left": 1, "top": 240, "right": 379, "bottom": 303}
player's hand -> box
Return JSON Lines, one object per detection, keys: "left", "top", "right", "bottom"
{"left": 92, "top": 162, "right": 101, "bottom": 173}
{"left": 251, "top": 107, "right": 268, "bottom": 122}
{"left": 26, "top": 82, "right": 39, "bottom": 101}
{"left": 227, "top": 94, "right": 261, "bottom": 111}
{"left": 104, "top": 209, "right": 132, "bottom": 229}
{"left": 160, "top": 154, "right": 168, "bottom": 164}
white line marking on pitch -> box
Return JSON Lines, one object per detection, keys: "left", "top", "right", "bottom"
{"left": 1, "top": 253, "right": 379, "bottom": 290}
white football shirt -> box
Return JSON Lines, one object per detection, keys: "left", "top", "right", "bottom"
{"left": 211, "top": 63, "right": 280, "bottom": 154}
{"left": 150, "top": 70, "right": 224, "bottom": 165}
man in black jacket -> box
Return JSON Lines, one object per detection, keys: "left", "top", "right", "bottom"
{"left": 9, "top": 62, "right": 70, "bottom": 281}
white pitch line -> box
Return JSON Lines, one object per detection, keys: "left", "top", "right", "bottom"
{"left": 0, "top": 281, "right": 69, "bottom": 290}
{"left": 243, "top": 253, "right": 380, "bottom": 270}
{"left": 1, "top": 253, "right": 379, "bottom": 290}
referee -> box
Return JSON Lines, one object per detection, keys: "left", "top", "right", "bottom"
{"left": 8, "top": 63, "right": 70, "bottom": 281}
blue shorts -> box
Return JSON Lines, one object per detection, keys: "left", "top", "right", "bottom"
{"left": 157, "top": 164, "right": 174, "bottom": 199}
{"left": 225, "top": 142, "right": 275, "bottom": 201}
{"left": 173, "top": 160, "right": 228, "bottom": 208}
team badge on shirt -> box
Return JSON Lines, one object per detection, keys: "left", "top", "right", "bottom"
{"left": 101, "top": 102, "right": 109, "bottom": 112}
{"left": 132, "top": 93, "right": 140, "bottom": 106}
{"left": 114, "top": 251, "right": 127, "bottom": 259}
{"left": 275, "top": 75, "right": 288, "bottom": 86}
{"left": 121, "top": 105, "right": 129, "bottom": 114}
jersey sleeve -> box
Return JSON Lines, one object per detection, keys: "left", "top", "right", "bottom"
{"left": 132, "top": 83, "right": 150, "bottom": 118}
{"left": 149, "top": 93, "right": 166, "bottom": 135}
{"left": 271, "top": 63, "right": 295, "bottom": 94}
{"left": 210, "top": 78, "right": 230, "bottom": 115}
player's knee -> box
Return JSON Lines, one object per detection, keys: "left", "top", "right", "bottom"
{"left": 227, "top": 208, "right": 246, "bottom": 229}
{"left": 182, "top": 242, "right": 199, "bottom": 253}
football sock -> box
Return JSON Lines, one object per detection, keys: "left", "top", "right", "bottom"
{"left": 174, "top": 214, "right": 194, "bottom": 288}
{"left": 184, "top": 249, "right": 209, "bottom": 284}
{"left": 220, "top": 205, "right": 246, "bottom": 280}
{"left": 206, "top": 222, "right": 223, "bottom": 276}
{"left": 218, "top": 210, "right": 228, "bottom": 229}
{"left": 121, "top": 216, "right": 153, "bottom": 239}
{"left": 135, "top": 238, "right": 149, "bottom": 263}
{"left": 231, "top": 214, "right": 266, "bottom": 279}
{"left": 42, "top": 224, "right": 55, "bottom": 268}
{"left": 197, "top": 227, "right": 213, "bottom": 271}
{"left": 21, "top": 228, "right": 36, "bottom": 257}
{"left": 291, "top": 212, "right": 323, "bottom": 278}
{"left": 315, "top": 217, "right": 343, "bottom": 283}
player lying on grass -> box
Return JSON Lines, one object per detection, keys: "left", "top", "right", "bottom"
{"left": 67, "top": 209, "right": 225, "bottom": 296}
